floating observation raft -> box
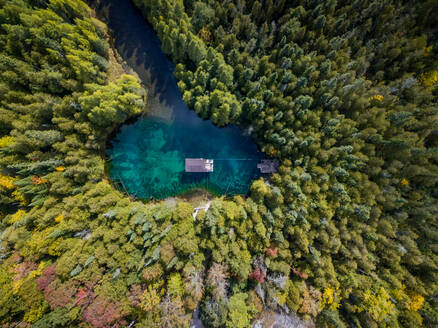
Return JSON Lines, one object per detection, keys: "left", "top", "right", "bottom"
{"left": 185, "top": 158, "right": 214, "bottom": 172}
{"left": 185, "top": 158, "right": 278, "bottom": 174}
{"left": 257, "top": 160, "right": 279, "bottom": 173}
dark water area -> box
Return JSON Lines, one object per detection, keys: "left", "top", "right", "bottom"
{"left": 93, "top": 0, "right": 265, "bottom": 199}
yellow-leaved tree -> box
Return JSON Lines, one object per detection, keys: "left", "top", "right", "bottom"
{"left": 354, "top": 287, "right": 395, "bottom": 322}
{"left": 321, "top": 286, "right": 342, "bottom": 311}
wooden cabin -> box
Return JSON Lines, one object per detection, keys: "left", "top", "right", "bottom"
{"left": 257, "top": 160, "right": 279, "bottom": 173}
{"left": 185, "top": 158, "right": 214, "bottom": 172}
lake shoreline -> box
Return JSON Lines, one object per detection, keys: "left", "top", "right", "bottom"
{"left": 94, "top": 0, "right": 266, "bottom": 200}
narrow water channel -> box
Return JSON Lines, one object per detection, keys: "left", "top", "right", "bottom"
{"left": 93, "top": 0, "right": 265, "bottom": 199}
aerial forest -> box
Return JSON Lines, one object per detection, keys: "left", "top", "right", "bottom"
{"left": 0, "top": 0, "right": 437, "bottom": 327}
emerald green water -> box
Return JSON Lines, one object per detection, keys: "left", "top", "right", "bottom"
{"left": 108, "top": 118, "right": 264, "bottom": 199}
{"left": 98, "top": 0, "right": 264, "bottom": 199}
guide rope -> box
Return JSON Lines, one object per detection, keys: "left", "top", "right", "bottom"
{"left": 109, "top": 156, "right": 261, "bottom": 161}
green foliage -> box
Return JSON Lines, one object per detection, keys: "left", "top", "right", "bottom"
{"left": 167, "top": 273, "right": 184, "bottom": 297}
{"left": 250, "top": 179, "right": 271, "bottom": 204}
{"left": 33, "top": 307, "right": 73, "bottom": 328}
{"left": 78, "top": 75, "right": 144, "bottom": 127}
{"left": 0, "top": 266, "right": 21, "bottom": 323}
{"left": 226, "top": 293, "right": 256, "bottom": 328}
{"left": 354, "top": 287, "right": 395, "bottom": 322}
{"left": 0, "top": 0, "right": 145, "bottom": 325}
{"left": 0, "top": 0, "right": 437, "bottom": 327}
{"left": 132, "top": 0, "right": 438, "bottom": 326}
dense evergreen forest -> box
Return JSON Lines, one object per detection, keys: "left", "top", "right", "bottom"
{"left": 0, "top": 0, "right": 437, "bottom": 327}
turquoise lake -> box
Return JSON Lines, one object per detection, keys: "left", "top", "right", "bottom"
{"left": 95, "top": 0, "right": 265, "bottom": 199}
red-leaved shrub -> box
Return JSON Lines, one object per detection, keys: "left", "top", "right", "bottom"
{"left": 74, "top": 287, "right": 95, "bottom": 308}
{"left": 37, "top": 264, "right": 56, "bottom": 291}
{"left": 44, "top": 280, "right": 78, "bottom": 309}
{"left": 292, "top": 267, "right": 308, "bottom": 279}
{"left": 82, "top": 296, "right": 127, "bottom": 328}
{"left": 266, "top": 247, "right": 279, "bottom": 257}
{"left": 249, "top": 267, "right": 265, "bottom": 283}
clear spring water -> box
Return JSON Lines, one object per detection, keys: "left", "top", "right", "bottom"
{"left": 96, "top": 0, "right": 265, "bottom": 199}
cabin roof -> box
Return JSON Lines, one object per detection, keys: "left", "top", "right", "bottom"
{"left": 257, "top": 160, "right": 279, "bottom": 173}
{"left": 185, "top": 158, "right": 214, "bottom": 172}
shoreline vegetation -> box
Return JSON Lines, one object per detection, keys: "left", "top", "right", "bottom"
{"left": 0, "top": 0, "right": 437, "bottom": 328}
{"left": 93, "top": 1, "right": 217, "bottom": 205}
{"left": 98, "top": 0, "right": 266, "bottom": 201}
